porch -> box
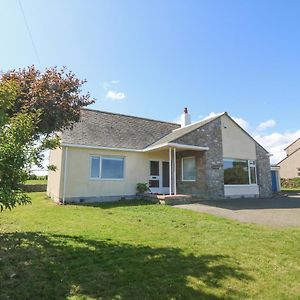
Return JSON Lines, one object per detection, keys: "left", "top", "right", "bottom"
{"left": 143, "top": 142, "right": 210, "bottom": 199}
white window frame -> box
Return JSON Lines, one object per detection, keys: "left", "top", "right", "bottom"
{"left": 90, "top": 155, "right": 125, "bottom": 180}
{"left": 297, "top": 168, "right": 300, "bottom": 177}
{"left": 248, "top": 160, "right": 257, "bottom": 185}
{"left": 223, "top": 158, "right": 258, "bottom": 186}
{"left": 181, "top": 156, "right": 196, "bottom": 182}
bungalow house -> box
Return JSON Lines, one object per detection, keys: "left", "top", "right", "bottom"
{"left": 277, "top": 138, "right": 300, "bottom": 178}
{"left": 47, "top": 108, "right": 272, "bottom": 203}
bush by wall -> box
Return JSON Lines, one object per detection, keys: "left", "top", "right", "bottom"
{"left": 281, "top": 177, "right": 300, "bottom": 189}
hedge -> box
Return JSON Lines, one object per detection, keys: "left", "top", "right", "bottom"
{"left": 281, "top": 177, "right": 300, "bottom": 189}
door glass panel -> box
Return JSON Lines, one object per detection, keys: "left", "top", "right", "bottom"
{"left": 150, "top": 161, "right": 159, "bottom": 176}
{"left": 162, "top": 162, "right": 170, "bottom": 187}
{"left": 149, "top": 180, "right": 159, "bottom": 188}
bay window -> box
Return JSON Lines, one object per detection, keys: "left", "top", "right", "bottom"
{"left": 224, "top": 159, "right": 257, "bottom": 185}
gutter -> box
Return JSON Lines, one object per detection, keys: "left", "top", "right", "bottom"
{"left": 62, "top": 143, "right": 141, "bottom": 152}
{"left": 61, "top": 142, "right": 209, "bottom": 152}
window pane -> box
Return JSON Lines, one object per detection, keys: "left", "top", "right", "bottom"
{"left": 224, "top": 159, "right": 249, "bottom": 185}
{"left": 91, "top": 157, "right": 100, "bottom": 178}
{"left": 250, "top": 166, "right": 257, "bottom": 184}
{"left": 101, "top": 157, "right": 124, "bottom": 179}
{"left": 182, "top": 157, "right": 196, "bottom": 181}
{"left": 150, "top": 161, "right": 159, "bottom": 176}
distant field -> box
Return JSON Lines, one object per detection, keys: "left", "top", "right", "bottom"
{"left": 25, "top": 179, "right": 47, "bottom": 185}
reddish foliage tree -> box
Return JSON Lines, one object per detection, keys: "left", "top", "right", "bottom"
{"left": 1, "top": 66, "right": 94, "bottom": 135}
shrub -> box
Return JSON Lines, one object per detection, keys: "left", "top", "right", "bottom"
{"left": 28, "top": 174, "right": 37, "bottom": 180}
{"left": 281, "top": 177, "right": 300, "bottom": 189}
{"left": 136, "top": 183, "right": 149, "bottom": 194}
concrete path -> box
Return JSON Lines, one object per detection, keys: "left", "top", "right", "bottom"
{"left": 175, "top": 193, "right": 300, "bottom": 227}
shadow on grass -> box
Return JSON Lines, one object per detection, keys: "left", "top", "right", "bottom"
{"left": 0, "top": 232, "right": 253, "bottom": 300}
{"left": 70, "top": 199, "right": 154, "bottom": 209}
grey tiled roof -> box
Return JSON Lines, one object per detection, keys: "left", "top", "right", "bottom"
{"left": 61, "top": 109, "right": 180, "bottom": 149}
{"left": 62, "top": 109, "right": 270, "bottom": 154}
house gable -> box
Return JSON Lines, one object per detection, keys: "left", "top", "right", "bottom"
{"left": 145, "top": 114, "right": 223, "bottom": 150}
{"left": 278, "top": 148, "right": 300, "bottom": 179}
{"left": 221, "top": 114, "right": 256, "bottom": 160}
{"left": 285, "top": 138, "right": 300, "bottom": 156}
{"left": 174, "top": 117, "right": 224, "bottom": 199}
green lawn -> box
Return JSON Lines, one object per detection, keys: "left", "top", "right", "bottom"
{"left": 1, "top": 193, "right": 300, "bottom": 299}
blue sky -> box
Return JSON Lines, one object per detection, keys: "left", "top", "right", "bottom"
{"left": 1, "top": 0, "right": 300, "bottom": 162}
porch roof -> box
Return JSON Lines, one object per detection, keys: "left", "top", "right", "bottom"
{"left": 144, "top": 142, "right": 209, "bottom": 152}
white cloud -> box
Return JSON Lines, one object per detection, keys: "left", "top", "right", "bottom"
{"left": 200, "top": 112, "right": 224, "bottom": 121}
{"left": 173, "top": 115, "right": 181, "bottom": 124}
{"left": 256, "top": 119, "right": 276, "bottom": 131}
{"left": 102, "top": 80, "right": 121, "bottom": 91}
{"left": 102, "top": 80, "right": 126, "bottom": 100}
{"left": 232, "top": 117, "right": 250, "bottom": 131}
{"left": 255, "top": 130, "right": 300, "bottom": 164}
{"left": 105, "top": 90, "right": 126, "bottom": 101}
{"left": 200, "top": 112, "right": 250, "bottom": 130}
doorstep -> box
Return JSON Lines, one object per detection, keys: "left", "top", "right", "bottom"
{"left": 142, "top": 193, "right": 201, "bottom": 205}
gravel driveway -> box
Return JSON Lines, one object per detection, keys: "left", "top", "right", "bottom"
{"left": 175, "top": 192, "right": 300, "bottom": 227}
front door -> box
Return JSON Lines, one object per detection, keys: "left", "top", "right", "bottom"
{"left": 271, "top": 170, "right": 278, "bottom": 192}
{"left": 149, "top": 160, "right": 160, "bottom": 193}
{"left": 149, "top": 160, "right": 170, "bottom": 194}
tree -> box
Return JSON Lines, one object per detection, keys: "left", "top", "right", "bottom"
{"left": 0, "top": 66, "right": 94, "bottom": 210}
{"left": 0, "top": 81, "right": 37, "bottom": 210}
{"left": 1, "top": 66, "right": 94, "bottom": 135}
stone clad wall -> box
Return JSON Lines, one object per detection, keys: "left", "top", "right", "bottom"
{"left": 174, "top": 118, "right": 224, "bottom": 200}
{"left": 256, "top": 143, "right": 272, "bottom": 197}
{"left": 176, "top": 150, "right": 208, "bottom": 198}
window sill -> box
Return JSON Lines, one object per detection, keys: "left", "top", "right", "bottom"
{"left": 182, "top": 179, "right": 196, "bottom": 182}
{"left": 89, "top": 178, "right": 124, "bottom": 181}
{"left": 224, "top": 184, "right": 258, "bottom": 187}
